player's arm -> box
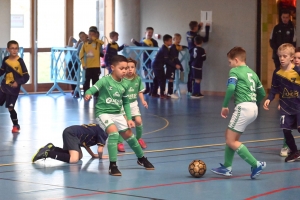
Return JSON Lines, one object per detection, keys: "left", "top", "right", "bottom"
{"left": 79, "top": 44, "right": 86, "bottom": 67}
{"left": 153, "top": 39, "right": 159, "bottom": 47}
{"left": 269, "top": 28, "right": 277, "bottom": 51}
{"left": 84, "top": 146, "right": 99, "bottom": 158}
{"left": 132, "top": 39, "right": 142, "bottom": 46}
{"left": 203, "top": 25, "right": 210, "bottom": 43}
{"left": 118, "top": 44, "right": 125, "bottom": 51}
{"left": 85, "top": 79, "right": 103, "bottom": 100}
{"left": 0, "top": 59, "right": 6, "bottom": 76}
{"left": 163, "top": 47, "right": 179, "bottom": 69}
{"left": 256, "top": 84, "right": 266, "bottom": 104}
{"left": 16, "top": 58, "right": 30, "bottom": 85}
{"left": 221, "top": 75, "right": 237, "bottom": 118}
{"left": 200, "top": 49, "right": 206, "bottom": 61}
{"left": 139, "top": 92, "right": 148, "bottom": 109}
{"left": 122, "top": 90, "right": 134, "bottom": 128}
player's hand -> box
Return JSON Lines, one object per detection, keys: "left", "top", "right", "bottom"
{"left": 92, "top": 154, "right": 99, "bottom": 158}
{"left": 206, "top": 23, "right": 210, "bottom": 26}
{"left": 131, "top": 38, "right": 135, "bottom": 43}
{"left": 10, "top": 81, "right": 18, "bottom": 88}
{"left": 221, "top": 107, "right": 229, "bottom": 118}
{"left": 175, "top": 64, "right": 181, "bottom": 69}
{"left": 127, "top": 120, "right": 135, "bottom": 128}
{"left": 142, "top": 100, "right": 148, "bottom": 109}
{"left": 84, "top": 94, "right": 92, "bottom": 101}
{"left": 263, "top": 99, "right": 270, "bottom": 110}
{"left": 101, "top": 155, "right": 109, "bottom": 159}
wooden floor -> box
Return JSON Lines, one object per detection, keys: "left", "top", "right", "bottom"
{"left": 0, "top": 92, "right": 300, "bottom": 200}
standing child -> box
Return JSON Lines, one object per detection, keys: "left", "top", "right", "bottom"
{"left": 131, "top": 27, "right": 158, "bottom": 95}
{"left": 105, "top": 31, "right": 126, "bottom": 73}
{"left": 166, "top": 33, "right": 185, "bottom": 99}
{"left": 85, "top": 55, "right": 154, "bottom": 176}
{"left": 117, "top": 58, "right": 148, "bottom": 152}
{"left": 211, "top": 47, "right": 266, "bottom": 179}
{"left": 0, "top": 40, "right": 30, "bottom": 133}
{"left": 151, "top": 34, "right": 181, "bottom": 99}
{"left": 32, "top": 124, "right": 108, "bottom": 163}
{"left": 263, "top": 44, "right": 300, "bottom": 162}
{"left": 190, "top": 36, "right": 206, "bottom": 98}
{"left": 186, "top": 21, "right": 210, "bottom": 95}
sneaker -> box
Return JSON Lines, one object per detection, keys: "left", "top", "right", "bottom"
{"left": 211, "top": 163, "right": 232, "bottom": 176}
{"left": 285, "top": 151, "right": 300, "bottom": 162}
{"left": 138, "top": 138, "right": 147, "bottom": 149}
{"left": 117, "top": 143, "right": 125, "bottom": 152}
{"left": 168, "top": 94, "right": 179, "bottom": 99}
{"left": 280, "top": 147, "right": 290, "bottom": 157}
{"left": 199, "top": 93, "right": 204, "bottom": 98}
{"left": 190, "top": 94, "right": 201, "bottom": 99}
{"left": 12, "top": 125, "right": 20, "bottom": 133}
{"left": 32, "top": 145, "right": 51, "bottom": 163}
{"left": 187, "top": 92, "right": 192, "bottom": 96}
{"left": 109, "top": 165, "right": 122, "bottom": 176}
{"left": 137, "top": 157, "right": 155, "bottom": 170}
{"left": 250, "top": 161, "right": 266, "bottom": 179}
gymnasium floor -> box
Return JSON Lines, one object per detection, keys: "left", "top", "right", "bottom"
{"left": 0, "top": 92, "right": 300, "bottom": 200}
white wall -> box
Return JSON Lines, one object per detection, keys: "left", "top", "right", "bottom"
{"left": 140, "top": 0, "right": 257, "bottom": 93}
{"left": 0, "top": 0, "right": 11, "bottom": 47}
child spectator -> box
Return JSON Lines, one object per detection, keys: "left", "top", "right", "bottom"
{"left": 0, "top": 40, "right": 30, "bottom": 133}
{"left": 105, "top": 31, "right": 126, "bottom": 73}
{"left": 186, "top": 21, "right": 210, "bottom": 95}
{"left": 151, "top": 34, "right": 181, "bottom": 99}
{"left": 131, "top": 27, "right": 158, "bottom": 95}
{"left": 190, "top": 36, "right": 206, "bottom": 98}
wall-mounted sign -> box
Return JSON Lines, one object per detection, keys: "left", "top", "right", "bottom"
{"left": 11, "top": 14, "right": 24, "bottom": 28}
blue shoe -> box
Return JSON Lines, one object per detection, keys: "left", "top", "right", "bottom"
{"left": 211, "top": 163, "right": 232, "bottom": 176}
{"left": 250, "top": 161, "right": 266, "bottom": 179}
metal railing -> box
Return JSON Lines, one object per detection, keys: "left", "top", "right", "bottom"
{"left": 47, "top": 47, "right": 85, "bottom": 98}
{"left": 0, "top": 47, "right": 28, "bottom": 94}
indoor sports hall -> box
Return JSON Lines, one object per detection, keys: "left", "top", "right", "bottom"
{"left": 0, "top": 0, "right": 300, "bottom": 199}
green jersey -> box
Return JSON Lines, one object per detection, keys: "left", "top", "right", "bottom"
{"left": 123, "top": 76, "right": 145, "bottom": 103}
{"left": 85, "top": 75, "right": 131, "bottom": 119}
{"left": 223, "top": 66, "right": 265, "bottom": 107}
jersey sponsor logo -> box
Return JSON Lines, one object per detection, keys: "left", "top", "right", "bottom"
{"left": 135, "top": 83, "right": 138, "bottom": 87}
{"left": 128, "top": 94, "right": 137, "bottom": 99}
{"left": 106, "top": 97, "right": 122, "bottom": 105}
{"left": 282, "top": 88, "right": 299, "bottom": 98}
{"left": 129, "top": 87, "right": 134, "bottom": 92}
{"left": 108, "top": 86, "right": 113, "bottom": 90}
{"left": 113, "top": 92, "right": 120, "bottom": 97}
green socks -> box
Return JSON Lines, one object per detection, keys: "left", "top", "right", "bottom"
{"left": 224, "top": 145, "right": 235, "bottom": 168}
{"left": 136, "top": 124, "right": 143, "bottom": 140}
{"left": 236, "top": 144, "right": 257, "bottom": 168}
{"left": 107, "top": 132, "right": 119, "bottom": 162}
{"left": 126, "top": 135, "right": 144, "bottom": 158}
{"left": 118, "top": 134, "right": 124, "bottom": 144}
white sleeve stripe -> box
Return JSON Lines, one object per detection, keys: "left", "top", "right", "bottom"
{"left": 229, "top": 77, "right": 237, "bottom": 80}
{"left": 202, "top": 54, "right": 206, "bottom": 57}
{"left": 94, "top": 85, "right": 99, "bottom": 91}
{"left": 257, "top": 85, "right": 263, "bottom": 89}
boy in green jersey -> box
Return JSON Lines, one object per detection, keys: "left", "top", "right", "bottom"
{"left": 211, "top": 47, "right": 266, "bottom": 179}
{"left": 85, "top": 55, "right": 154, "bottom": 176}
{"left": 117, "top": 58, "right": 148, "bottom": 152}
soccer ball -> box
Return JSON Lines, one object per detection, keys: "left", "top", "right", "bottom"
{"left": 188, "top": 160, "right": 206, "bottom": 178}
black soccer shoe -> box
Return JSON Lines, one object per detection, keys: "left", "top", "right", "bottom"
{"left": 44, "top": 143, "right": 55, "bottom": 151}
{"left": 32, "top": 145, "right": 50, "bottom": 163}
{"left": 109, "top": 165, "right": 122, "bottom": 176}
{"left": 137, "top": 157, "right": 155, "bottom": 170}
{"left": 285, "top": 151, "right": 300, "bottom": 162}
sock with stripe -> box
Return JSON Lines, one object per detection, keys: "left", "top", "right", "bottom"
{"left": 126, "top": 135, "right": 144, "bottom": 158}
{"left": 107, "top": 132, "right": 119, "bottom": 162}
{"left": 236, "top": 144, "right": 257, "bottom": 168}
{"left": 48, "top": 151, "right": 70, "bottom": 163}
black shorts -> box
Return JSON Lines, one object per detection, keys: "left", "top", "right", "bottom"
{"left": 192, "top": 67, "right": 202, "bottom": 79}
{"left": 165, "top": 66, "right": 175, "bottom": 80}
{"left": 280, "top": 113, "right": 300, "bottom": 130}
{"left": 62, "top": 128, "right": 81, "bottom": 152}
{"left": 0, "top": 88, "right": 18, "bottom": 108}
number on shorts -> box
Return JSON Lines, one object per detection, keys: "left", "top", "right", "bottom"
{"left": 280, "top": 115, "right": 285, "bottom": 125}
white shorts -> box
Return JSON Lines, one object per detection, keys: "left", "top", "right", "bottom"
{"left": 228, "top": 102, "right": 258, "bottom": 133}
{"left": 96, "top": 113, "right": 128, "bottom": 132}
{"left": 120, "top": 101, "right": 141, "bottom": 118}
{"left": 130, "top": 101, "right": 141, "bottom": 117}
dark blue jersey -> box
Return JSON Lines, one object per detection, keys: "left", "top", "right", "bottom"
{"left": 151, "top": 44, "right": 175, "bottom": 70}
{"left": 65, "top": 124, "right": 107, "bottom": 147}
{"left": 268, "top": 66, "right": 300, "bottom": 115}
{"left": 191, "top": 46, "right": 206, "bottom": 68}
{"left": 186, "top": 25, "right": 210, "bottom": 52}
{"left": 168, "top": 44, "right": 187, "bottom": 70}
{"left": 0, "top": 56, "right": 29, "bottom": 96}
{"left": 104, "top": 42, "right": 125, "bottom": 66}
{"left": 134, "top": 38, "right": 158, "bottom": 64}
